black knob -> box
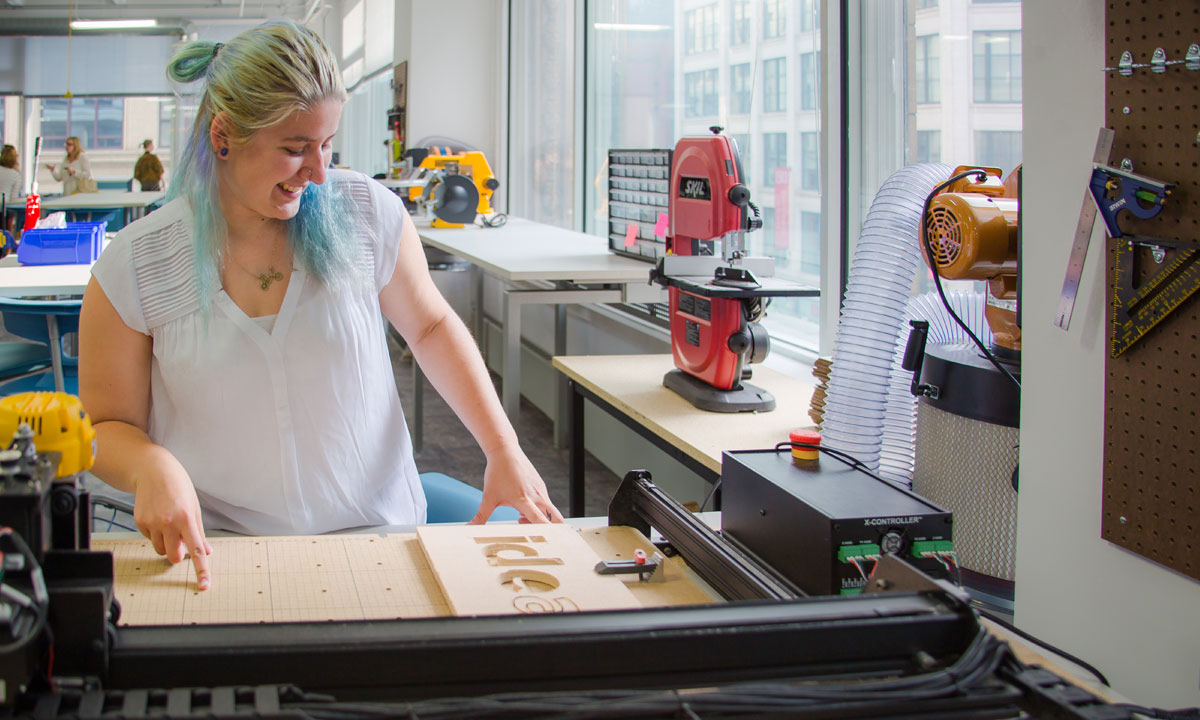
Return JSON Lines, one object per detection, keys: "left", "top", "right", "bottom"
{"left": 746, "top": 214, "right": 763, "bottom": 232}
{"left": 728, "top": 183, "right": 750, "bottom": 207}
{"left": 727, "top": 330, "right": 750, "bottom": 354}
{"left": 485, "top": 178, "right": 500, "bottom": 190}
{"left": 709, "top": 125, "right": 724, "bottom": 135}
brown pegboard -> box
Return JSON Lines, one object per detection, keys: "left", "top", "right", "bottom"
{"left": 1102, "top": 1, "right": 1200, "bottom": 583}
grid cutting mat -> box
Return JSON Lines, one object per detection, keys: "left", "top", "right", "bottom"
{"left": 94, "top": 527, "right": 719, "bottom": 626}
{"left": 93, "top": 534, "right": 450, "bottom": 626}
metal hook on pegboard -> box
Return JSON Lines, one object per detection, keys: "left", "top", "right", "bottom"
{"left": 1102, "top": 44, "right": 1200, "bottom": 74}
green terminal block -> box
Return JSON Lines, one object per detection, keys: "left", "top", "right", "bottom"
{"left": 839, "top": 587, "right": 863, "bottom": 596}
{"left": 836, "top": 543, "right": 880, "bottom": 563}
{"left": 911, "top": 540, "right": 954, "bottom": 559}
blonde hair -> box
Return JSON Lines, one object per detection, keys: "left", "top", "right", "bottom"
{"left": 165, "top": 21, "right": 354, "bottom": 304}
{"left": 0, "top": 145, "right": 16, "bottom": 169}
{"left": 65, "top": 136, "right": 83, "bottom": 161}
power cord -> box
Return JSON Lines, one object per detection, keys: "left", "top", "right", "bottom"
{"left": 479, "top": 213, "right": 508, "bottom": 228}
{"left": 920, "top": 170, "right": 1022, "bottom": 391}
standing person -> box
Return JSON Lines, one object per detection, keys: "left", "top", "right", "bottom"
{"left": 0, "top": 144, "right": 21, "bottom": 236}
{"left": 78, "top": 20, "right": 562, "bottom": 591}
{"left": 46, "top": 136, "right": 92, "bottom": 195}
{"left": 133, "top": 139, "right": 164, "bottom": 191}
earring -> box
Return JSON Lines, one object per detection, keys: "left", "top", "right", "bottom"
{"left": 219, "top": 147, "right": 228, "bottom": 157}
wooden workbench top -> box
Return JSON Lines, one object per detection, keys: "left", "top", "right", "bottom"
{"left": 553, "top": 354, "right": 817, "bottom": 474}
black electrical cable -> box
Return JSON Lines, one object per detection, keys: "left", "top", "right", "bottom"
{"left": 480, "top": 212, "right": 508, "bottom": 228}
{"left": 978, "top": 609, "right": 1110, "bottom": 687}
{"left": 0, "top": 528, "right": 48, "bottom": 657}
{"left": 920, "top": 170, "right": 1022, "bottom": 391}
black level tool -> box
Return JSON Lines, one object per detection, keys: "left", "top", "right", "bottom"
{"left": 1110, "top": 234, "right": 1200, "bottom": 357}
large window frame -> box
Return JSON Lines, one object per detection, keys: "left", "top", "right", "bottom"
{"left": 39, "top": 97, "right": 124, "bottom": 151}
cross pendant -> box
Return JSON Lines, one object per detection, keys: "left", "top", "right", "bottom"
{"left": 256, "top": 267, "right": 284, "bottom": 291}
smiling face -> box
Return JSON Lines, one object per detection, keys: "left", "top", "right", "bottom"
{"left": 212, "top": 97, "right": 343, "bottom": 227}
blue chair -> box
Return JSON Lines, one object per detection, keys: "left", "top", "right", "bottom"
{"left": 420, "top": 472, "right": 520, "bottom": 523}
{"left": 0, "top": 298, "right": 82, "bottom": 396}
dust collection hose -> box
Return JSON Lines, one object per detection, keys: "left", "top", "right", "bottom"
{"left": 820, "top": 163, "right": 952, "bottom": 476}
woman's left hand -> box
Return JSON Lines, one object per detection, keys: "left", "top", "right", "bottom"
{"left": 66, "top": 167, "right": 76, "bottom": 175}
{"left": 471, "top": 443, "right": 563, "bottom": 524}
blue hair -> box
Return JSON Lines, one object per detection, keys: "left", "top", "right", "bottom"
{"left": 165, "top": 22, "right": 355, "bottom": 308}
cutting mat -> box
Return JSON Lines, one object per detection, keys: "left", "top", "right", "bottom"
{"left": 94, "top": 526, "right": 718, "bottom": 626}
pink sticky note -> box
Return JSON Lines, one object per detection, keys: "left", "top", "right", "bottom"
{"left": 654, "top": 213, "right": 669, "bottom": 240}
{"left": 624, "top": 223, "right": 638, "bottom": 247}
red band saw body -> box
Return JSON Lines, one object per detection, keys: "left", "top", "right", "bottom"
{"left": 667, "top": 134, "right": 755, "bottom": 391}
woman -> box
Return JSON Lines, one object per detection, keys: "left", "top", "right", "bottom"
{"left": 47, "top": 136, "right": 92, "bottom": 195}
{"left": 0, "top": 144, "right": 21, "bottom": 200}
{"left": 78, "top": 21, "right": 561, "bottom": 591}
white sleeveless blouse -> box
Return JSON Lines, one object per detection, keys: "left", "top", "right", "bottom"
{"left": 91, "top": 170, "right": 426, "bottom": 534}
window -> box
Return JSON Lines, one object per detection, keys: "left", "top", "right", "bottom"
{"left": 800, "top": 132, "right": 818, "bottom": 191}
{"left": 731, "top": 0, "right": 750, "bottom": 47}
{"left": 916, "top": 35, "right": 940, "bottom": 105}
{"left": 916, "top": 130, "right": 941, "bottom": 163}
{"left": 974, "top": 131, "right": 1021, "bottom": 174}
{"left": 799, "top": 51, "right": 818, "bottom": 110}
{"left": 684, "top": 5, "right": 717, "bottom": 55}
{"left": 157, "top": 100, "right": 174, "bottom": 151}
{"left": 762, "top": 132, "right": 787, "bottom": 187}
{"left": 684, "top": 69, "right": 718, "bottom": 117}
{"left": 800, "top": 211, "right": 820, "bottom": 275}
{"left": 762, "top": 0, "right": 785, "bottom": 40}
{"left": 763, "top": 57, "right": 786, "bottom": 112}
{"left": 974, "top": 31, "right": 1021, "bottom": 103}
{"left": 917, "top": 0, "right": 938, "bottom": 8}
{"left": 798, "top": 0, "right": 819, "bottom": 32}
{"left": 730, "top": 63, "right": 752, "bottom": 115}
{"left": 40, "top": 98, "right": 124, "bottom": 151}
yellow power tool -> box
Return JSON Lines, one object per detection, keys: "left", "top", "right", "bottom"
{"left": 0, "top": 392, "right": 96, "bottom": 478}
{"left": 407, "top": 151, "right": 501, "bottom": 228}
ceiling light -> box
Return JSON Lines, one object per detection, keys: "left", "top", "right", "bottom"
{"left": 70, "top": 19, "right": 158, "bottom": 30}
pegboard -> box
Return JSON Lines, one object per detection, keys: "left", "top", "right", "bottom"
{"left": 1102, "top": 1, "right": 1200, "bottom": 583}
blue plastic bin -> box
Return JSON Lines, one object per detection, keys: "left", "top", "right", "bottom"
{"left": 18, "top": 220, "right": 106, "bottom": 265}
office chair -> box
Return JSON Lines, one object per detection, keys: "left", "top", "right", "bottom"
{"left": 0, "top": 297, "right": 82, "bottom": 396}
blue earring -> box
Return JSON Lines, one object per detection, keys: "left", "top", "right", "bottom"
{"left": 219, "top": 147, "right": 228, "bottom": 157}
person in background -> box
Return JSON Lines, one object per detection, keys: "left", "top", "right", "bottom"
{"left": 47, "top": 136, "right": 92, "bottom": 195}
{"left": 133, "top": 139, "right": 164, "bottom": 191}
{"left": 0, "top": 144, "right": 21, "bottom": 236}
{"left": 78, "top": 21, "right": 562, "bottom": 592}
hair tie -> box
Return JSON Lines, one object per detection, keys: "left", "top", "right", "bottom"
{"left": 212, "top": 42, "right": 224, "bottom": 58}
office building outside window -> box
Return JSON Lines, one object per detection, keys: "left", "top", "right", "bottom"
{"left": 684, "top": 69, "right": 718, "bottom": 117}
{"left": 798, "top": 0, "right": 818, "bottom": 31}
{"left": 40, "top": 98, "right": 124, "bottom": 150}
{"left": 974, "top": 130, "right": 1021, "bottom": 174}
{"left": 917, "top": 0, "right": 938, "bottom": 9}
{"left": 763, "top": 57, "right": 786, "bottom": 112}
{"left": 917, "top": 130, "right": 941, "bottom": 163}
{"left": 762, "top": 0, "right": 785, "bottom": 40}
{"left": 684, "top": 5, "right": 717, "bottom": 55}
{"left": 730, "top": 63, "right": 752, "bottom": 114}
{"left": 799, "top": 132, "right": 818, "bottom": 191}
{"left": 973, "top": 30, "right": 1021, "bottom": 103}
{"left": 732, "top": 133, "right": 750, "bottom": 180}
{"left": 762, "top": 132, "right": 787, "bottom": 188}
{"left": 730, "top": 0, "right": 750, "bottom": 47}
{"left": 916, "top": 35, "right": 940, "bottom": 105}
{"left": 801, "top": 211, "right": 820, "bottom": 275}
{"left": 799, "top": 51, "right": 818, "bottom": 110}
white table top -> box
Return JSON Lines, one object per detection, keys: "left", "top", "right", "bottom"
{"left": 4, "top": 190, "right": 165, "bottom": 211}
{"left": 0, "top": 256, "right": 92, "bottom": 297}
{"left": 416, "top": 217, "right": 656, "bottom": 284}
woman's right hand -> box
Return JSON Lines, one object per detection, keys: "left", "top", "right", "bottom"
{"left": 133, "top": 466, "right": 213, "bottom": 590}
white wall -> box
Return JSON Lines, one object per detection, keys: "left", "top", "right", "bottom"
{"left": 1017, "top": 0, "right": 1200, "bottom": 708}
{"left": 404, "top": 0, "right": 503, "bottom": 164}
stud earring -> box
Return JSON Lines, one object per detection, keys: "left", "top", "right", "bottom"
{"left": 219, "top": 148, "right": 228, "bottom": 157}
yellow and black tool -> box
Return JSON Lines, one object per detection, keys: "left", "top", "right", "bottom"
{"left": 0, "top": 391, "right": 96, "bottom": 479}
{"left": 407, "top": 150, "right": 501, "bottom": 228}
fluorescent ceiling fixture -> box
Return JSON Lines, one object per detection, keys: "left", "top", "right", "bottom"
{"left": 593, "top": 23, "right": 670, "bottom": 32}
{"left": 70, "top": 19, "right": 158, "bottom": 30}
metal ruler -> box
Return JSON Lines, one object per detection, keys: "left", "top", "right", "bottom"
{"left": 1110, "top": 236, "right": 1200, "bottom": 358}
{"left": 1053, "top": 128, "right": 1116, "bottom": 331}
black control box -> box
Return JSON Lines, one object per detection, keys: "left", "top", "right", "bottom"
{"left": 721, "top": 449, "right": 954, "bottom": 596}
